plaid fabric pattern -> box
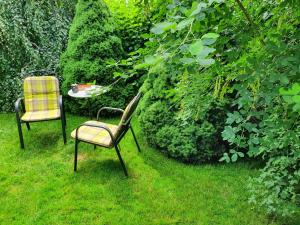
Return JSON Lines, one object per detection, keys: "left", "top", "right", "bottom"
{"left": 71, "top": 121, "right": 118, "bottom": 147}
{"left": 24, "top": 76, "right": 60, "bottom": 112}
{"left": 22, "top": 76, "right": 60, "bottom": 121}
{"left": 114, "top": 93, "right": 141, "bottom": 138}
{"left": 120, "top": 93, "right": 141, "bottom": 125}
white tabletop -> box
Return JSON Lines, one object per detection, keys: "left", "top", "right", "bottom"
{"left": 68, "top": 85, "right": 108, "bottom": 98}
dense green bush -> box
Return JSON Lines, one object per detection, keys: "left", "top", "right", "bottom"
{"left": 135, "top": 0, "right": 299, "bottom": 217}
{"left": 138, "top": 71, "right": 227, "bottom": 162}
{"left": 135, "top": 0, "right": 228, "bottom": 162}
{"left": 105, "top": 0, "right": 170, "bottom": 54}
{"left": 104, "top": 0, "right": 150, "bottom": 54}
{"left": 0, "top": 0, "right": 75, "bottom": 112}
{"left": 102, "top": 0, "right": 170, "bottom": 96}
{"left": 60, "top": 0, "right": 135, "bottom": 115}
{"left": 219, "top": 0, "right": 300, "bottom": 215}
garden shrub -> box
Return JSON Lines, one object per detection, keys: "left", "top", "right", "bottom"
{"left": 135, "top": 0, "right": 229, "bottom": 162}
{"left": 102, "top": 0, "right": 171, "bottom": 100}
{"left": 105, "top": 0, "right": 170, "bottom": 54}
{"left": 60, "top": 0, "right": 135, "bottom": 115}
{"left": 217, "top": 0, "right": 300, "bottom": 216}
{"left": 138, "top": 70, "right": 227, "bottom": 162}
{"left": 135, "top": 0, "right": 299, "bottom": 217}
{"left": 104, "top": 0, "right": 150, "bottom": 54}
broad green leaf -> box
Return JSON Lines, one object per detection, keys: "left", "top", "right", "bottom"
{"left": 144, "top": 55, "right": 157, "bottom": 64}
{"left": 188, "top": 40, "right": 203, "bottom": 56}
{"left": 113, "top": 71, "right": 122, "bottom": 77}
{"left": 231, "top": 153, "right": 238, "bottom": 162}
{"left": 279, "top": 83, "right": 300, "bottom": 95}
{"left": 201, "top": 33, "right": 219, "bottom": 45}
{"left": 177, "top": 18, "right": 194, "bottom": 31}
{"left": 229, "top": 149, "right": 236, "bottom": 154}
{"left": 134, "top": 63, "right": 149, "bottom": 70}
{"left": 134, "top": 55, "right": 162, "bottom": 69}
{"left": 151, "top": 22, "right": 176, "bottom": 34}
{"left": 219, "top": 153, "right": 230, "bottom": 163}
{"left": 292, "top": 103, "right": 300, "bottom": 113}
{"left": 222, "top": 126, "right": 236, "bottom": 142}
{"left": 226, "top": 112, "right": 242, "bottom": 124}
{"left": 180, "top": 57, "right": 195, "bottom": 65}
{"left": 106, "top": 59, "right": 116, "bottom": 65}
{"left": 251, "top": 137, "right": 259, "bottom": 145}
{"left": 198, "top": 58, "right": 215, "bottom": 66}
{"left": 292, "top": 95, "right": 300, "bottom": 103}
{"left": 113, "top": 72, "right": 127, "bottom": 78}
{"left": 237, "top": 152, "right": 245, "bottom": 157}
{"left": 192, "top": 21, "right": 201, "bottom": 32}
{"left": 197, "top": 46, "right": 215, "bottom": 58}
{"left": 279, "top": 76, "right": 289, "bottom": 85}
{"left": 202, "top": 33, "right": 220, "bottom": 39}
{"left": 189, "top": 2, "right": 207, "bottom": 17}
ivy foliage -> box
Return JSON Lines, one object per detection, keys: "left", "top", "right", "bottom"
{"left": 0, "top": 0, "right": 75, "bottom": 112}
{"left": 60, "top": 0, "right": 135, "bottom": 115}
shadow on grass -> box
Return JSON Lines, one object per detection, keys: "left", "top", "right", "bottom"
{"left": 73, "top": 159, "right": 128, "bottom": 181}
{"left": 21, "top": 131, "right": 62, "bottom": 153}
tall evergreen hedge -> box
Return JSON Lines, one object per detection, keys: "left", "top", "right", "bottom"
{"left": 60, "top": 0, "right": 134, "bottom": 115}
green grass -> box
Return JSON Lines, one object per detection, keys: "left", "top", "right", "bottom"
{"left": 0, "top": 113, "right": 298, "bottom": 225}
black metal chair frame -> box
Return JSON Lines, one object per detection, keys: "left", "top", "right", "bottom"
{"left": 15, "top": 95, "right": 67, "bottom": 149}
{"left": 74, "top": 106, "right": 141, "bottom": 177}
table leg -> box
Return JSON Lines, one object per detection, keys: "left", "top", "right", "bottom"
{"left": 88, "top": 98, "right": 92, "bottom": 120}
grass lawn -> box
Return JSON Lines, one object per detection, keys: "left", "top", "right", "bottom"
{"left": 0, "top": 113, "right": 298, "bottom": 225}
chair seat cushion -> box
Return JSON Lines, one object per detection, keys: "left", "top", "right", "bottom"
{"left": 71, "top": 121, "right": 119, "bottom": 147}
{"left": 21, "top": 109, "right": 61, "bottom": 122}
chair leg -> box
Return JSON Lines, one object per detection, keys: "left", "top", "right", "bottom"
{"left": 115, "top": 145, "right": 128, "bottom": 177}
{"left": 130, "top": 125, "right": 141, "bottom": 152}
{"left": 26, "top": 122, "right": 30, "bottom": 131}
{"left": 61, "top": 117, "right": 67, "bottom": 144}
{"left": 63, "top": 109, "right": 67, "bottom": 127}
{"left": 16, "top": 116, "right": 24, "bottom": 149}
{"left": 74, "top": 139, "right": 79, "bottom": 171}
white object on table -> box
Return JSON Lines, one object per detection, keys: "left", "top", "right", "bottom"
{"left": 67, "top": 85, "right": 109, "bottom": 119}
{"left": 67, "top": 85, "right": 107, "bottom": 98}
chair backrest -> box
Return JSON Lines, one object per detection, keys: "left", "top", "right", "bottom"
{"left": 23, "top": 76, "right": 60, "bottom": 112}
{"left": 115, "top": 92, "right": 142, "bottom": 139}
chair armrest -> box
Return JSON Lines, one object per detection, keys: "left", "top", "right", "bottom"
{"left": 59, "top": 95, "right": 62, "bottom": 106}
{"left": 75, "top": 123, "right": 116, "bottom": 145}
{"left": 97, "top": 107, "right": 124, "bottom": 121}
{"left": 15, "top": 97, "right": 24, "bottom": 115}
{"left": 15, "top": 98, "right": 25, "bottom": 121}
{"left": 59, "top": 95, "right": 63, "bottom": 111}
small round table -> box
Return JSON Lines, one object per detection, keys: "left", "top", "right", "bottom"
{"left": 68, "top": 85, "right": 109, "bottom": 118}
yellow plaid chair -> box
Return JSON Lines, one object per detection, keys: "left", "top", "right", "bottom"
{"left": 71, "top": 92, "right": 142, "bottom": 176}
{"left": 15, "top": 76, "right": 67, "bottom": 148}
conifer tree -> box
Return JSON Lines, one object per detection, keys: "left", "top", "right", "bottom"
{"left": 61, "top": 0, "right": 132, "bottom": 114}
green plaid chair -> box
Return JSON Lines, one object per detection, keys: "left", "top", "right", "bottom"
{"left": 71, "top": 92, "right": 142, "bottom": 176}
{"left": 15, "top": 76, "right": 67, "bottom": 148}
